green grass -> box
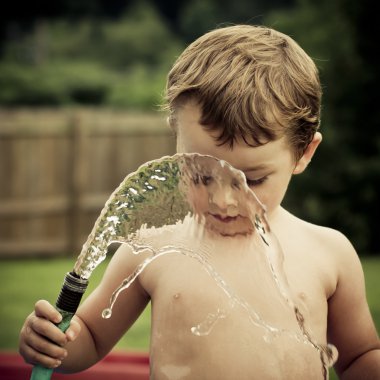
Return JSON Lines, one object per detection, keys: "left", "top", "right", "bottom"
{"left": 0, "top": 257, "right": 151, "bottom": 352}
{"left": 329, "top": 257, "right": 380, "bottom": 380}
{"left": 0, "top": 256, "right": 379, "bottom": 379}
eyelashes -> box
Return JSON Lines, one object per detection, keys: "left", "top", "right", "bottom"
{"left": 192, "top": 174, "right": 213, "bottom": 186}
{"left": 192, "top": 174, "right": 268, "bottom": 188}
{"left": 246, "top": 176, "right": 268, "bottom": 187}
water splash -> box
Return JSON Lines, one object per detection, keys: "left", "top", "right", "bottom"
{"left": 191, "top": 308, "right": 228, "bottom": 336}
{"left": 72, "top": 153, "right": 337, "bottom": 378}
{"left": 74, "top": 155, "right": 189, "bottom": 280}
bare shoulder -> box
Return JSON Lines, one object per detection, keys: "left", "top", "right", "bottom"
{"left": 283, "top": 208, "right": 359, "bottom": 264}
{"left": 302, "top": 217, "right": 361, "bottom": 273}
{"left": 291, "top": 217, "right": 380, "bottom": 375}
{"left": 275, "top": 208, "right": 364, "bottom": 297}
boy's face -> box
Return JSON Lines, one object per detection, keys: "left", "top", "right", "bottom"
{"left": 174, "top": 101, "right": 297, "bottom": 220}
{"left": 185, "top": 155, "right": 257, "bottom": 237}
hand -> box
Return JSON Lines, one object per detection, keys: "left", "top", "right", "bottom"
{"left": 18, "top": 300, "right": 81, "bottom": 369}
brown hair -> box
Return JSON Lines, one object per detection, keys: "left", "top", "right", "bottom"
{"left": 164, "top": 25, "right": 322, "bottom": 160}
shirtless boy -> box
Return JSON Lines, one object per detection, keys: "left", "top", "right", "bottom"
{"left": 19, "top": 25, "right": 380, "bottom": 379}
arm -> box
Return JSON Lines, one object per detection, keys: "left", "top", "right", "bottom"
{"left": 327, "top": 232, "right": 380, "bottom": 379}
{"left": 19, "top": 243, "right": 150, "bottom": 373}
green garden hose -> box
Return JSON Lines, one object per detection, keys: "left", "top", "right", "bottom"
{"left": 30, "top": 272, "right": 88, "bottom": 380}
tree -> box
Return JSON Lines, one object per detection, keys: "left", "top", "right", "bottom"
{"left": 265, "top": 0, "right": 380, "bottom": 254}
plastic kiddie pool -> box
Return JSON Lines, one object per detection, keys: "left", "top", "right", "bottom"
{"left": 0, "top": 351, "right": 149, "bottom": 380}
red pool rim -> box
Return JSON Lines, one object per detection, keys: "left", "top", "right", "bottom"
{"left": 0, "top": 351, "right": 149, "bottom": 380}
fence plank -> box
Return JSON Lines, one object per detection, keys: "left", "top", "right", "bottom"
{"left": 0, "top": 108, "right": 175, "bottom": 258}
{"left": 0, "top": 197, "right": 69, "bottom": 216}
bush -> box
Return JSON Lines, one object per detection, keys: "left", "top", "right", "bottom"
{"left": 0, "top": 0, "right": 183, "bottom": 109}
{"left": 0, "top": 62, "right": 112, "bottom": 106}
{"left": 105, "top": 64, "right": 167, "bottom": 110}
{"left": 0, "top": 63, "right": 65, "bottom": 105}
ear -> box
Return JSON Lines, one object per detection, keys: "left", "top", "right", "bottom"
{"left": 293, "top": 132, "right": 322, "bottom": 175}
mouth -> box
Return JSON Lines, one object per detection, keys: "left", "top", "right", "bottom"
{"left": 209, "top": 213, "right": 239, "bottom": 223}
{"left": 205, "top": 213, "right": 254, "bottom": 237}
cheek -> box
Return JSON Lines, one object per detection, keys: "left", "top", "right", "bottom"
{"left": 250, "top": 188, "right": 271, "bottom": 210}
{"left": 265, "top": 190, "right": 286, "bottom": 211}
{"left": 188, "top": 186, "right": 209, "bottom": 213}
{"left": 251, "top": 179, "right": 290, "bottom": 213}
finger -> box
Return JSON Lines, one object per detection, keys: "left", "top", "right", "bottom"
{"left": 65, "top": 318, "right": 81, "bottom": 342}
{"left": 20, "top": 326, "right": 67, "bottom": 364}
{"left": 22, "top": 320, "right": 67, "bottom": 357}
{"left": 34, "top": 300, "right": 62, "bottom": 324}
{"left": 19, "top": 343, "right": 64, "bottom": 369}
{"left": 29, "top": 315, "right": 68, "bottom": 346}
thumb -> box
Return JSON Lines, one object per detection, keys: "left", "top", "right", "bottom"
{"left": 65, "top": 317, "right": 81, "bottom": 342}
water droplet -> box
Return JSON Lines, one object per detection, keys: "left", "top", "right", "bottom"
{"left": 263, "top": 332, "right": 273, "bottom": 343}
{"left": 321, "top": 344, "right": 339, "bottom": 368}
{"left": 190, "top": 326, "right": 201, "bottom": 336}
{"left": 102, "top": 308, "right": 112, "bottom": 319}
{"left": 190, "top": 308, "right": 227, "bottom": 336}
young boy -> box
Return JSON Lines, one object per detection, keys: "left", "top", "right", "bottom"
{"left": 19, "top": 25, "right": 380, "bottom": 379}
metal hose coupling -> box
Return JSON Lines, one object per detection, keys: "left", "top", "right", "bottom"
{"left": 56, "top": 272, "right": 89, "bottom": 313}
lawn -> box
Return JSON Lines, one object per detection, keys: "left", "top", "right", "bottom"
{"left": 1, "top": 256, "right": 379, "bottom": 379}
{"left": 0, "top": 257, "right": 150, "bottom": 352}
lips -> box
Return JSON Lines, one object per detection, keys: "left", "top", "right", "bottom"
{"left": 204, "top": 213, "right": 255, "bottom": 237}
{"left": 210, "top": 213, "right": 238, "bottom": 223}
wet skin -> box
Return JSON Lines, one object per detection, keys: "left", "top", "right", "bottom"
{"left": 19, "top": 101, "right": 380, "bottom": 379}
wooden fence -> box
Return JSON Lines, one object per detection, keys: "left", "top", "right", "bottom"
{"left": 0, "top": 108, "right": 176, "bottom": 258}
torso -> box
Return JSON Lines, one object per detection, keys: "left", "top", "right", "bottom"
{"left": 136, "top": 209, "right": 339, "bottom": 379}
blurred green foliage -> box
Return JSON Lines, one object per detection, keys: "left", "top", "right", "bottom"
{"left": 0, "top": 1, "right": 183, "bottom": 109}
{"left": 0, "top": 0, "right": 378, "bottom": 254}
{"left": 0, "top": 62, "right": 111, "bottom": 105}
{"left": 263, "top": 0, "right": 380, "bottom": 254}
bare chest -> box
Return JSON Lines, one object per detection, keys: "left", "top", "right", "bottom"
{"left": 141, "top": 241, "right": 330, "bottom": 341}
{"left": 141, "top": 251, "right": 329, "bottom": 380}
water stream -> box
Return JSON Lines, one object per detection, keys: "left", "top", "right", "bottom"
{"left": 72, "top": 153, "right": 337, "bottom": 379}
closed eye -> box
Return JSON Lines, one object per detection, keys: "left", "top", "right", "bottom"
{"left": 201, "top": 175, "right": 213, "bottom": 186}
{"left": 246, "top": 176, "right": 268, "bottom": 187}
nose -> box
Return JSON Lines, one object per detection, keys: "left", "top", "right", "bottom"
{"left": 209, "top": 184, "right": 238, "bottom": 216}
